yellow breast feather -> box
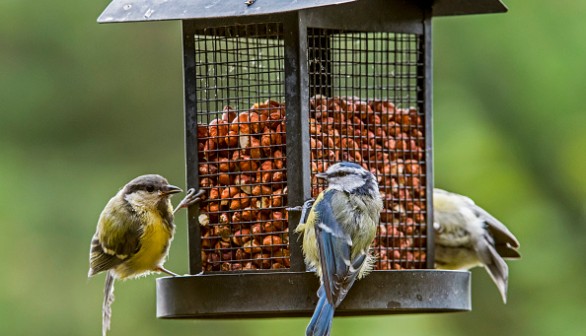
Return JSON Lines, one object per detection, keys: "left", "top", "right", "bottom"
{"left": 115, "top": 210, "right": 173, "bottom": 279}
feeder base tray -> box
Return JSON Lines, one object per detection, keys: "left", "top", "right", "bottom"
{"left": 157, "top": 270, "right": 470, "bottom": 318}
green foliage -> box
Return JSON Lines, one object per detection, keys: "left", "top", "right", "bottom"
{"left": 1, "top": 0, "right": 584, "bottom": 335}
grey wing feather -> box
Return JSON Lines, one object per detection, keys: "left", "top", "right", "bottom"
{"left": 474, "top": 204, "right": 520, "bottom": 249}
{"left": 495, "top": 244, "right": 521, "bottom": 259}
{"left": 438, "top": 187, "right": 520, "bottom": 256}
{"left": 473, "top": 204, "right": 521, "bottom": 260}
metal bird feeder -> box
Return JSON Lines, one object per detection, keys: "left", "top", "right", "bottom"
{"left": 98, "top": 0, "right": 507, "bottom": 319}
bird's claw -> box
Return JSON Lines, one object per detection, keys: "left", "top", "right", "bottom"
{"left": 174, "top": 188, "right": 205, "bottom": 214}
{"left": 303, "top": 198, "right": 316, "bottom": 208}
{"left": 286, "top": 199, "right": 316, "bottom": 211}
{"left": 287, "top": 199, "right": 315, "bottom": 224}
{"left": 156, "top": 266, "right": 179, "bottom": 277}
{"left": 300, "top": 198, "right": 315, "bottom": 225}
{"left": 185, "top": 188, "right": 206, "bottom": 206}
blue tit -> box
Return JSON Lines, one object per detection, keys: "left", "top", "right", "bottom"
{"left": 296, "top": 162, "right": 382, "bottom": 336}
{"left": 88, "top": 174, "right": 204, "bottom": 336}
{"left": 433, "top": 188, "right": 520, "bottom": 303}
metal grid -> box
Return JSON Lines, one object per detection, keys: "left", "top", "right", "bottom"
{"left": 308, "top": 29, "right": 427, "bottom": 270}
{"left": 194, "top": 23, "right": 289, "bottom": 272}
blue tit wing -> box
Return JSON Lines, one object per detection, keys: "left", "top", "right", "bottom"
{"left": 442, "top": 186, "right": 519, "bottom": 253}
{"left": 314, "top": 190, "right": 365, "bottom": 307}
{"left": 435, "top": 188, "right": 520, "bottom": 260}
{"left": 474, "top": 205, "right": 520, "bottom": 259}
{"left": 89, "top": 199, "right": 143, "bottom": 276}
{"left": 494, "top": 244, "right": 521, "bottom": 259}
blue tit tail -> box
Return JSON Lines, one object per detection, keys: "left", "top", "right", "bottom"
{"left": 477, "top": 236, "right": 509, "bottom": 304}
{"left": 102, "top": 271, "right": 115, "bottom": 336}
{"left": 306, "top": 286, "right": 335, "bottom": 336}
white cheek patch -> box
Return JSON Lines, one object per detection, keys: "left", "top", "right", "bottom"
{"left": 328, "top": 176, "right": 366, "bottom": 193}
{"left": 125, "top": 191, "right": 161, "bottom": 209}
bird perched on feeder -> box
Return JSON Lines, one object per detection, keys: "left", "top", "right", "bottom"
{"left": 88, "top": 174, "right": 204, "bottom": 336}
{"left": 295, "top": 162, "right": 382, "bottom": 336}
{"left": 433, "top": 188, "right": 521, "bottom": 303}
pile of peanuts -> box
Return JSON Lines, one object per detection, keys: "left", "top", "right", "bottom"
{"left": 197, "top": 101, "right": 289, "bottom": 272}
{"left": 197, "top": 96, "right": 427, "bottom": 272}
{"left": 308, "top": 95, "right": 427, "bottom": 270}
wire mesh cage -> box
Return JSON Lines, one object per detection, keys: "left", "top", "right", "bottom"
{"left": 97, "top": 0, "right": 508, "bottom": 320}
{"left": 193, "top": 26, "right": 427, "bottom": 274}
{"left": 307, "top": 29, "right": 427, "bottom": 271}
{"left": 193, "top": 23, "right": 289, "bottom": 272}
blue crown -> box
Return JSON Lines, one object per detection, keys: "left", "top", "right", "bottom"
{"left": 338, "top": 162, "right": 363, "bottom": 170}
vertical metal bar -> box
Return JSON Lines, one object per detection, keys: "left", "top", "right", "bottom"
{"left": 421, "top": 10, "right": 435, "bottom": 269}
{"left": 283, "top": 13, "right": 311, "bottom": 272}
{"left": 183, "top": 20, "right": 202, "bottom": 275}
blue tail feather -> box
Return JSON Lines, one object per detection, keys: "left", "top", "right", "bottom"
{"left": 306, "top": 286, "right": 335, "bottom": 336}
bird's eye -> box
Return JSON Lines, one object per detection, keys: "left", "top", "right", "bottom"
{"left": 146, "top": 185, "right": 155, "bottom": 192}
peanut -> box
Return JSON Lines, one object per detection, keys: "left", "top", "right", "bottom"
{"left": 197, "top": 96, "right": 426, "bottom": 272}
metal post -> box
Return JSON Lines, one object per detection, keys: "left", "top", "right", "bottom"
{"left": 183, "top": 20, "right": 203, "bottom": 275}
{"left": 421, "top": 10, "right": 435, "bottom": 269}
{"left": 283, "top": 13, "right": 311, "bottom": 272}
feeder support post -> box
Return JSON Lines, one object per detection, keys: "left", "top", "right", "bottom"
{"left": 182, "top": 21, "right": 203, "bottom": 275}
{"left": 283, "top": 13, "right": 311, "bottom": 272}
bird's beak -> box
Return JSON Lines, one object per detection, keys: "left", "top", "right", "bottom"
{"left": 316, "top": 172, "right": 327, "bottom": 180}
{"left": 162, "top": 184, "right": 182, "bottom": 195}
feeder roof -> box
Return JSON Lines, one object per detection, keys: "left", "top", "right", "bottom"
{"left": 98, "top": 0, "right": 507, "bottom": 23}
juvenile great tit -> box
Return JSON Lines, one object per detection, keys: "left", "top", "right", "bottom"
{"left": 88, "top": 174, "right": 204, "bottom": 336}
{"left": 296, "top": 162, "right": 382, "bottom": 336}
{"left": 433, "top": 188, "right": 520, "bottom": 303}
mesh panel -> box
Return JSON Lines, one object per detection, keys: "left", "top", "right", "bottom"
{"left": 194, "top": 23, "right": 289, "bottom": 272}
{"left": 308, "top": 29, "right": 427, "bottom": 270}
{"left": 192, "top": 25, "right": 427, "bottom": 273}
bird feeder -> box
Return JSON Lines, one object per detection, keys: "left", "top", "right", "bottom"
{"left": 98, "top": 0, "right": 507, "bottom": 319}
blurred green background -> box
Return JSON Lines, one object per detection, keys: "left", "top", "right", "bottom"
{"left": 1, "top": 0, "right": 585, "bottom": 335}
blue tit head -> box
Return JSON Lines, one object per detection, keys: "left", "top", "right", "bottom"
{"left": 317, "top": 162, "right": 380, "bottom": 198}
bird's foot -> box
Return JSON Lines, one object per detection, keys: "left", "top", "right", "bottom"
{"left": 300, "top": 199, "right": 315, "bottom": 225}
{"left": 156, "top": 266, "right": 179, "bottom": 277}
{"left": 173, "top": 188, "right": 205, "bottom": 214}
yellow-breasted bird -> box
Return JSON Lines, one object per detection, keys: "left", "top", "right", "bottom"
{"left": 295, "top": 162, "right": 382, "bottom": 336}
{"left": 433, "top": 188, "right": 521, "bottom": 303}
{"left": 88, "top": 174, "right": 204, "bottom": 336}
